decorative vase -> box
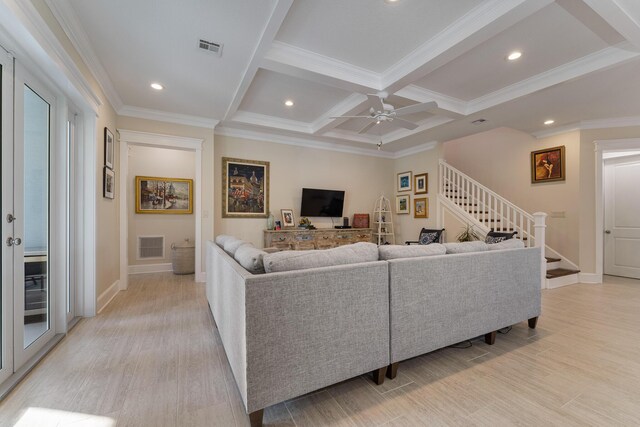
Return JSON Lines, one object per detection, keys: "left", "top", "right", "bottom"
{"left": 266, "top": 212, "right": 275, "bottom": 230}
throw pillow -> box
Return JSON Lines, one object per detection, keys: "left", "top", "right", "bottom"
{"left": 215, "top": 234, "right": 235, "bottom": 247}
{"left": 484, "top": 230, "right": 517, "bottom": 244}
{"left": 234, "top": 245, "right": 267, "bottom": 274}
{"left": 378, "top": 243, "right": 446, "bottom": 260}
{"left": 263, "top": 242, "right": 378, "bottom": 273}
{"left": 443, "top": 241, "right": 488, "bottom": 254}
{"left": 223, "top": 238, "right": 253, "bottom": 256}
{"left": 418, "top": 228, "right": 444, "bottom": 245}
{"left": 486, "top": 239, "right": 525, "bottom": 251}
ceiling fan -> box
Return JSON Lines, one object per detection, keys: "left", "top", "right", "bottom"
{"left": 331, "top": 92, "right": 438, "bottom": 134}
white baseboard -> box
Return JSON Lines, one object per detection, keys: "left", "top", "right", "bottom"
{"left": 579, "top": 273, "right": 603, "bottom": 284}
{"left": 546, "top": 273, "right": 579, "bottom": 289}
{"left": 97, "top": 279, "right": 121, "bottom": 313}
{"left": 196, "top": 271, "right": 206, "bottom": 283}
{"left": 128, "top": 263, "right": 173, "bottom": 275}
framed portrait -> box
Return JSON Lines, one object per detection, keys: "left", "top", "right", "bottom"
{"left": 104, "top": 127, "right": 114, "bottom": 169}
{"left": 222, "top": 157, "right": 269, "bottom": 218}
{"left": 103, "top": 167, "right": 115, "bottom": 199}
{"left": 397, "top": 171, "right": 412, "bottom": 192}
{"left": 281, "top": 209, "right": 295, "bottom": 227}
{"left": 531, "top": 145, "right": 565, "bottom": 183}
{"left": 353, "top": 213, "right": 370, "bottom": 228}
{"left": 135, "top": 176, "right": 193, "bottom": 214}
{"left": 414, "top": 197, "right": 428, "bottom": 218}
{"left": 274, "top": 220, "right": 282, "bottom": 230}
{"left": 396, "top": 194, "right": 410, "bottom": 215}
{"left": 414, "top": 173, "right": 428, "bottom": 194}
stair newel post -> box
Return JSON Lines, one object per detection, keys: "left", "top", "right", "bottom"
{"left": 533, "top": 212, "right": 548, "bottom": 289}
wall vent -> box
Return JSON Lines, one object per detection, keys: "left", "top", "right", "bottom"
{"left": 138, "top": 236, "right": 165, "bottom": 259}
{"left": 198, "top": 39, "right": 223, "bottom": 56}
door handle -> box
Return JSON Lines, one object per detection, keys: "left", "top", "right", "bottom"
{"left": 6, "top": 237, "right": 22, "bottom": 246}
{"left": 604, "top": 230, "right": 611, "bottom": 234}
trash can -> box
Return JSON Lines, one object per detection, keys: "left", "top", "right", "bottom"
{"left": 171, "top": 238, "right": 195, "bottom": 275}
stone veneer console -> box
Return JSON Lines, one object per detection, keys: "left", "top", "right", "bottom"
{"left": 264, "top": 228, "right": 373, "bottom": 250}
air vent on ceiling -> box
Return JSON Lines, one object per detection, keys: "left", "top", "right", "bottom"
{"left": 198, "top": 39, "right": 223, "bottom": 56}
{"left": 138, "top": 236, "right": 165, "bottom": 260}
{"left": 471, "top": 119, "right": 487, "bottom": 125}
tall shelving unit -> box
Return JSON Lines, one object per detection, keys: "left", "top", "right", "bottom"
{"left": 373, "top": 195, "right": 395, "bottom": 245}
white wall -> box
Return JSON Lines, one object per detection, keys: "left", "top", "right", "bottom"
{"left": 127, "top": 145, "right": 195, "bottom": 266}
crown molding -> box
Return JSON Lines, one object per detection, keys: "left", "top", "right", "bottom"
{"left": 264, "top": 41, "right": 381, "bottom": 90}
{"left": 533, "top": 115, "right": 640, "bottom": 138}
{"left": 582, "top": 0, "right": 640, "bottom": 51}
{"left": 231, "top": 110, "right": 311, "bottom": 133}
{"left": 45, "top": 0, "right": 123, "bottom": 111}
{"left": 118, "top": 105, "right": 219, "bottom": 129}
{"left": 383, "top": 116, "right": 454, "bottom": 144}
{"left": 215, "top": 126, "right": 394, "bottom": 159}
{"left": 310, "top": 93, "right": 368, "bottom": 134}
{"left": 118, "top": 129, "right": 204, "bottom": 150}
{"left": 392, "top": 141, "right": 439, "bottom": 159}
{"left": 395, "top": 85, "right": 467, "bottom": 116}
{"left": 469, "top": 43, "right": 640, "bottom": 114}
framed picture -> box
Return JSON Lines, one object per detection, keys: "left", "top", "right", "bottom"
{"left": 281, "top": 209, "right": 295, "bottom": 227}
{"left": 274, "top": 220, "right": 282, "bottom": 230}
{"left": 396, "top": 195, "right": 410, "bottom": 215}
{"left": 531, "top": 145, "right": 565, "bottom": 183}
{"left": 414, "top": 197, "right": 428, "bottom": 218}
{"left": 397, "top": 171, "right": 412, "bottom": 192}
{"left": 222, "top": 157, "right": 269, "bottom": 218}
{"left": 135, "top": 176, "right": 193, "bottom": 214}
{"left": 414, "top": 173, "right": 428, "bottom": 194}
{"left": 103, "top": 167, "right": 115, "bottom": 199}
{"left": 353, "top": 213, "right": 370, "bottom": 228}
{"left": 104, "top": 127, "right": 114, "bottom": 169}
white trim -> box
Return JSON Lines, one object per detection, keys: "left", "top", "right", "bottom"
{"left": 118, "top": 130, "right": 206, "bottom": 289}
{"left": 546, "top": 274, "right": 579, "bottom": 289}
{"left": 383, "top": 116, "right": 454, "bottom": 143}
{"left": 81, "top": 113, "right": 97, "bottom": 316}
{"left": 395, "top": 86, "right": 467, "bottom": 117}
{"left": 393, "top": 141, "right": 439, "bottom": 159}
{"left": 128, "top": 263, "right": 173, "bottom": 275}
{"left": 579, "top": 273, "right": 603, "bottom": 284}
{"left": 582, "top": 0, "right": 640, "bottom": 51}
{"left": 118, "top": 106, "right": 219, "bottom": 129}
{"left": 533, "top": 115, "right": 640, "bottom": 138}
{"left": 231, "top": 110, "right": 312, "bottom": 133}
{"left": 97, "top": 279, "right": 121, "bottom": 313}
{"left": 310, "top": 93, "right": 368, "bottom": 134}
{"left": 594, "top": 138, "right": 640, "bottom": 283}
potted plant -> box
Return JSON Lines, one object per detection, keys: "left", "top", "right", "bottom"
{"left": 457, "top": 224, "right": 481, "bottom": 242}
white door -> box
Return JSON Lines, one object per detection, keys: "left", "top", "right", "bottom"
{"left": 604, "top": 155, "right": 640, "bottom": 279}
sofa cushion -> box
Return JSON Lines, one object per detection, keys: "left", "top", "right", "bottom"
{"left": 234, "top": 245, "right": 267, "bottom": 274}
{"left": 379, "top": 243, "right": 446, "bottom": 260}
{"left": 486, "top": 239, "right": 525, "bottom": 251}
{"left": 485, "top": 230, "right": 517, "bottom": 244}
{"left": 263, "top": 242, "right": 378, "bottom": 273}
{"left": 419, "top": 228, "right": 444, "bottom": 245}
{"left": 223, "top": 238, "right": 253, "bottom": 256}
{"left": 443, "top": 241, "right": 488, "bottom": 254}
{"left": 215, "top": 234, "right": 235, "bottom": 247}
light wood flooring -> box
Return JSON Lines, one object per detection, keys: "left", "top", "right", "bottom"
{"left": 1, "top": 273, "right": 640, "bottom": 426}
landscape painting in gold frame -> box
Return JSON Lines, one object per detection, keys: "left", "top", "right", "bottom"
{"left": 414, "top": 197, "right": 428, "bottom": 218}
{"left": 135, "top": 176, "right": 193, "bottom": 214}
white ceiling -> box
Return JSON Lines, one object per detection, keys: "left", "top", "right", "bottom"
{"left": 47, "top": 0, "right": 640, "bottom": 155}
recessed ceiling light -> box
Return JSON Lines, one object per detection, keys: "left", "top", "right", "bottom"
{"left": 507, "top": 51, "right": 522, "bottom": 61}
{"left": 544, "top": 119, "right": 555, "bottom": 125}
{"left": 284, "top": 99, "right": 294, "bottom": 107}
{"left": 150, "top": 83, "right": 164, "bottom": 90}
{"left": 385, "top": 0, "right": 400, "bottom": 3}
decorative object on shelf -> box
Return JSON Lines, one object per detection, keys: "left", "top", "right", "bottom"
{"left": 103, "top": 167, "right": 115, "bottom": 199}
{"left": 397, "top": 171, "right": 412, "bottom": 192}
{"left": 396, "top": 194, "right": 410, "bottom": 214}
{"left": 135, "top": 176, "right": 193, "bottom": 214}
{"left": 298, "top": 217, "right": 315, "bottom": 229}
{"left": 353, "top": 213, "right": 370, "bottom": 228}
{"left": 531, "top": 145, "right": 565, "bottom": 183}
{"left": 281, "top": 209, "right": 295, "bottom": 227}
{"left": 104, "top": 127, "right": 114, "bottom": 169}
{"left": 414, "top": 173, "right": 428, "bottom": 194}
{"left": 222, "top": 157, "right": 269, "bottom": 218}
{"left": 266, "top": 211, "right": 275, "bottom": 230}
{"left": 373, "top": 195, "right": 395, "bottom": 245}
{"left": 456, "top": 224, "right": 480, "bottom": 242}
{"left": 274, "top": 220, "right": 282, "bottom": 230}
{"left": 414, "top": 197, "right": 428, "bottom": 218}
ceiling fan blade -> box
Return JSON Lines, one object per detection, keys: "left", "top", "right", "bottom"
{"left": 358, "top": 121, "right": 378, "bottom": 134}
{"left": 394, "top": 101, "right": 438, "bottom": 116}
{"left": 329, "top": 115, "right": 372, "bottom": 119}
{"left": 366, "top": 94, "right": 385, "bottom": 112}
{"left": 391, "top": 118, "right": 419, "bottom": 131}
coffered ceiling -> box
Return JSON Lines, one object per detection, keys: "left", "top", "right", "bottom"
{"left": 47, "top": 0, "right": 640, "bottom": 155}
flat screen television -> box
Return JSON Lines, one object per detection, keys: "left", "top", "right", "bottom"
{"left": 300, "top": 188, "right": 345, "bottom": 217}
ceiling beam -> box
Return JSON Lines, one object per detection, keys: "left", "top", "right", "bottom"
{"left": 310, "top": 93, "right": 368, "bottom": 134}
{"left": 581, "top": 0, "right": 640, "bottom": 50}
{"left": 223, "top": 0, "right": 293, "bottom": 120}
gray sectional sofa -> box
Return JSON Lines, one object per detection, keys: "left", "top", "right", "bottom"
{"left": 206, "top": 236, "right": 541, "bottom": 427}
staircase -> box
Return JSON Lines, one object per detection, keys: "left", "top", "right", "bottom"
{"left": 439, "top": 160, "right": 580, "bottom": 289}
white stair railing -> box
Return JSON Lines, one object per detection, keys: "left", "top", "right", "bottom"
{"left": 439, "top": 160, "right": 540, "bottom": 247}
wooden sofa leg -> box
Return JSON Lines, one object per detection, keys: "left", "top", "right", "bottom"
{"left": 386, "top": 362, "right": 399, "bottom": 380}
{"left": 372, "top": 366, "right": 387, "bottom": 385}
{"left": 249, "top": 409, "right": 264, "bottom": 427}
{"left": 484, "top": 331, "right": 497, "bottom": 345}
{"left": 528, "top": 317, "right": 538, "bottom": 329}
